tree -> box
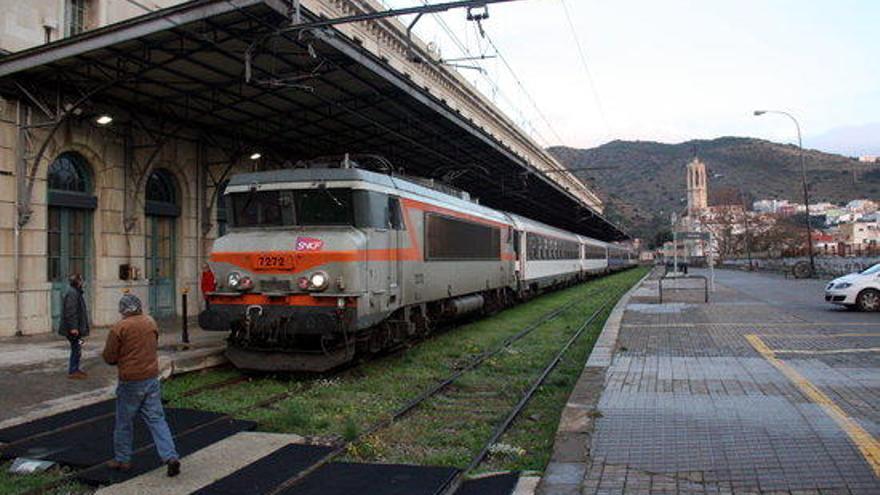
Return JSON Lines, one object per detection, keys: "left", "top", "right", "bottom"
{"left": 697, "top": 206, "right": 747, "bottom": 262}
{"left": 751, "top": 217, "right": 804, "bottom": 257}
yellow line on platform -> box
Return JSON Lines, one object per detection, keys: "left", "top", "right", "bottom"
{"left": 621, "top": 322, "right": 880, "bottom": 329}
{"left": 772, "top": 347, "right": 880, "bottom": 355}
{"left": 759, "top": 333, "right": 880, "bottom": 338}
{"left": 746, "top": 333, "right": 880, "bottom": 477}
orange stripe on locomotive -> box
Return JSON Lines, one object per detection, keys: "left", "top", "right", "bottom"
{"left": 208, "top": 196, "right": 515, "bottom": 275}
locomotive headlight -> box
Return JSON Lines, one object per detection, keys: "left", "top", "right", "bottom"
{"left": 227, "top": 271, "right": 242, "bottom": 288}
{"left": 309, "top": 271, "right": 329, "bottom": 290}
{"left": 238, "top": 276, "right": 254, "bottom": 291}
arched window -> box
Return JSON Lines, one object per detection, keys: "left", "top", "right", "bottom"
{"left": 48, "top": 152, "right": 91, "bottom": 193}
{"left": 145, "top": 168, "right": 180, "bottom": 217}
{"left": 144, "top": 168, "right": 179, "bottom": 318}
{"left": 47, "top": 151, "right": 96, "bottom": 210}
{"left": 47, "top": 151, "right": 95, "bottom": 331}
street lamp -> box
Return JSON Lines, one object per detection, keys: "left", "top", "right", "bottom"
{"left": 753, "top": 109, "right": 815, "bottom": 276}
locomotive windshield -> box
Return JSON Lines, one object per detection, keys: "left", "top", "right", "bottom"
{"left": 232, "top": 190, "right": 289, "bottom": 227}
{"left": 231, "top": 188, "right": 353, "bottom": 227}
{"left": 229, "top": 187, "right": 405, "bottom": 229}
{"left": 296, "top": 188, "right": 353, "bottom": 225}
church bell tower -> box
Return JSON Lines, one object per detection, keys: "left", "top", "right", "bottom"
{"left": 686, "top": 157, "right": 708, "bottom": 217}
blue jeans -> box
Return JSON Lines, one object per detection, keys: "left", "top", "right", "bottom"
{"left": 67, "top": 337, "right": 81, "bottom": 374}
{"left": 114, "top": 378, "right": 179, "bottom": 463}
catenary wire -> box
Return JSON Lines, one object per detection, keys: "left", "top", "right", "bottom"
{"left": 558, "top": 0, "right": 611, "bottom": 138}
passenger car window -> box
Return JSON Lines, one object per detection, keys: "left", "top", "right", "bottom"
{"left": 425, "top": 213, "right": 500, "bottom": 260}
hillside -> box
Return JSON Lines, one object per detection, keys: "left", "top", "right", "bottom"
{"left": 549, "top": 137, "right": 880, "bottom": 244}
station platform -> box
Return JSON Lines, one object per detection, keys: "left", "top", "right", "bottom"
{"left": 540, "top": 268, "right": 880, "bottom": 494}
{"left": 0, "top": 320, "right": 227, "bottom": 428}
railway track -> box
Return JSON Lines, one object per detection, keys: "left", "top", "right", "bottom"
{"left": 262, "top": 291, "right": 619, "bottom": 495}
{"left": 165, "top": 284, "right": 605, "bottom": 411}
{"left": 14, "top": 280, "right": 622, "bottom": 495}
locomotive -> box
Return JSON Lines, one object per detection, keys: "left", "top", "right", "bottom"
{"left": 199, "top": 163, "right": 634, "bottom": 371}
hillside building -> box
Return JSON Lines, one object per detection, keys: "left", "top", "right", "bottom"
{"left": 839, "top": 218, "right": 880, "bottom": 248}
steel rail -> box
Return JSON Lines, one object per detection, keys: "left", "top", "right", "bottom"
{"left": 18, "top": 283, "right": 604, "bottom": 495}
{"left": 265, "top": 285, "right": 605, "bottom": 495}
{"left": 441, "top": 296, "right": 616, "bottom": 494}
{"left": 224, "top": 286, "right": 604, "bottom": 414}
{"left": 177, "top": 374, "right": 252, "bottom": 398}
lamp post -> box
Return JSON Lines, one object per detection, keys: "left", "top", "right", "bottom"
{"left": 754, "top": 110, "right": 815, "bottom": 276}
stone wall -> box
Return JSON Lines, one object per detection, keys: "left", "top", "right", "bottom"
{"left": 0, "top": 97, "right": 248, "bottom": 337}
{"left": 722, "top": 256, "right": 880, "bottom": 278}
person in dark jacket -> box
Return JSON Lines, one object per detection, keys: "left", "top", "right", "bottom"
{"left": 58, "top": 273, "right": 90, "bottom": 379}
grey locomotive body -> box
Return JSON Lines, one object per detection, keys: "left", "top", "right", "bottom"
{"left": 199, "top": 166, "right": 633, "bottom": 371}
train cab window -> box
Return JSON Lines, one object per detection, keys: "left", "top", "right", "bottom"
{"left": 232, "top": 190, "right": 291, "bottom": 227}
{"left": 353, "top": 190, "right": 387, "bottom": 228}
{"left": 388, "top": 197, "right": 404, "bottom": 230}
{"left": 351, "top": 191, "right": 405, "bottom": 230}
{"left": 296, "top": 188, "right": 353, "bottom": 225}
{"left": 230, "top": 188, "right": 351, "bottom": 227}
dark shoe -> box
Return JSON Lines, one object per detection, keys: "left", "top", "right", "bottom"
{"left": 67, "top": 371, "right": 87, "bottom": 380}
{"left": 166, "top": 459, "right": 181, "bottom": 477}
{"left": 107, "top": 460, "right": 132, "bottom": 471}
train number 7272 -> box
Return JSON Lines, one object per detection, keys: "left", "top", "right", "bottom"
{"left": 253, "top": 254, "right": 293, "bottom": 270}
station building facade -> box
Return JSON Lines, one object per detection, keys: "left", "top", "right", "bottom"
{"left": 0, "top": 0, "right": 614, "bottom": 338}
{"left": 0, "top": 0, "right": 237, "bottom": 336}
{"left": 0, "top": 97, "right": 248, "bottom": 337}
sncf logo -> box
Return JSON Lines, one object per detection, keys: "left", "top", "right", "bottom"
{"left": 296, "top": 237, "right": 324, "bottom": 251}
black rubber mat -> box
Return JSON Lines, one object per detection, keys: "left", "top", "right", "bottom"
{"left": 192, "top": 443, "right": 333, "bottom": 495}
{"left": 282, "top": 462, "right": 460, "bottom": 495}
{"left": 1, "top": 408, "right": 223, "bottom": 467}
{"left": 455, "top": 472, "right": 520, "bottom": 495}
{"left": 77, "top": 418, "right": 255, "bottom": 485}
{"left": 0, "top": 400, "right": 115, "bottom": 443}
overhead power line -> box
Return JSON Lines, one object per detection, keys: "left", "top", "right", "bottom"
{"left": 558, "top": 0, "right": 610, "bottom": 138}
{"left": 482, "top": 33, "right": 567, "bottom": 146}
{"left": 416, "top": 0, "right": 555, "bottom": 147}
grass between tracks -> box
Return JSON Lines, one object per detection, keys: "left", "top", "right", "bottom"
{"left": 0, "top": 462, "right": 89, "bottom": 495}
{"left": 166, "top": 267, "right": 647, "bottom": 472}
{"left": 343, "top": 267, "right": 646, "bottom": 471}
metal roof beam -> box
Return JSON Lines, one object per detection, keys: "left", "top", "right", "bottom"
{"left": 0, "top": 0, "right": 286, "bottom": 78}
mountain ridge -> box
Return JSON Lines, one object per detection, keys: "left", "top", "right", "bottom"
{"left": 549, "top": 137, "right": 880, "bottom": 243}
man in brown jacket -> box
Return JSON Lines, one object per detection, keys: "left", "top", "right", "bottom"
{"left": 102, "top": 293, "right": 180, "bottom": 477}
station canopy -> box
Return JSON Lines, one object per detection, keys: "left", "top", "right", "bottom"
{"left": 0, "top": 0, "right": 628, "bottom": 241}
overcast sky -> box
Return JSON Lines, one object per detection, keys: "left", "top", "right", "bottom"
{"left": 385, "top": 0, "right": 880, "bottom": 155}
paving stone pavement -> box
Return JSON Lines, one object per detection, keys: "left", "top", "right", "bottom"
{"left": 544, "top": 268, "right": 880, "bottom": 495}
{"left": 0, "top": 319, "right": 227, "bottom": 426}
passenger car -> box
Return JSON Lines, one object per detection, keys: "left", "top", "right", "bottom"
{"left": 824, "top": 263, "right": 880, "bottom": 311}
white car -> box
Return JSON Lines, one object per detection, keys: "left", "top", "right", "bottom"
{"left": 824, "top": 263, "right": 880, "bottom": 311}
